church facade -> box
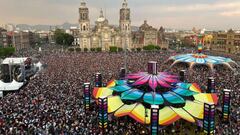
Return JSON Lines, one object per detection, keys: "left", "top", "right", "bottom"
{"left": 78, "top": 0, "right": 168, "bottom": 51}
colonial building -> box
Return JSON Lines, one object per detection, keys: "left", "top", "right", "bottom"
{"left": 132, "top": 20, "right": 168, "bottom": 49}
{"left": 5, "top": 31, "right": 38, "bottom": 51}
{"left": 211, "top": 29, "right": 240, "bottom": 54}
{"left": 0, "top": 28, "right": 8, "bottom": 47}
{"left": 78, "top": 0, "right": 168, "bottom": 51}
{"left": 78, "top": 0, "right": 132, "bottom": 51}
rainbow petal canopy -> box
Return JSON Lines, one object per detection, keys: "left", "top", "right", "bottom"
{"left": 168, "top": 36, "right": 238, "bottom": 70}
{"left": 92, "top": 61, "right": 218, "bottom": 126}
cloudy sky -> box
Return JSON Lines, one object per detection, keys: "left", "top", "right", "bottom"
{"left": 0, "top": 0, "right": 240, "bottom": 30}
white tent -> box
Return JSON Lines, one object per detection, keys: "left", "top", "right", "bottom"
{"left": 0, "top": 79, "right": 24, "bottom": 91}
{"left": 36, "top": 62, "right": 43, "bottom": 69}
{"left": 2, "top": 57, "right": 28, "bottom": 65}
{"left": 34, "top": 62, "right": 43, "bottom": 72}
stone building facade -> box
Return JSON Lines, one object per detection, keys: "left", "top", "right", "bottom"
{"left": 0, "top": 28, "right": 8, "bottom": 47}
{"left": 78, "top": 0, "right": 132, "bottom": 51}
{"left": 211, "top": 29, "right": 240, "bottom": 54}
{"left": 78, "top": 0, "right": 168, "bottom": 51}
{"left": 6, "top": 31, "right": 34, "bottom": 51}
{"left": 132, "top": 20, "right": 168, "bottom": 49}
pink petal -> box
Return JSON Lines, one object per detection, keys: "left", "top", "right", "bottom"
{"left": 160, "top": 72, "right": 178, "bottom": 78}
{"left": 133, "top": 75, "right": 150, "bottom": 86}
{"left": 127, "top": 72, "right": 145, "bottom": 79}
{"left": 127, "top": 75, "right": 143, "bottom": 79}
{"left": 157, "top": 76, "right": 172, "bottom": 88}
{"left": 148, "top": 76, "right": 158, "bottom": 90}
{"left": 162, "top": 77, "right": 179, "bottom": 83}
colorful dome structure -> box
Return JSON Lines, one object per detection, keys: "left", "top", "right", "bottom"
{"left": 168, "top": 35, "right": 238, "bottom": 70}
{"left": 93, "top": 61, "right": 218, "bottom": 126}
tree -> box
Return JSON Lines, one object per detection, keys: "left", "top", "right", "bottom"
{"left": 90, "top": 48, "right": 95, "bottom": 52}
{"left": 68, "top": 48, "right": 74, "bottom": 52}
{"left": 54, "top": 29, "right": 74, "bottom": 46}
{"left": 96, "top": 47, "right": 102, "bottom": 52}
{"left": 155, "top": 46, "right": 161, "bottom": 50}
{"left": 84, "top": 48, "right": 88, "bottom": 52}
{"left": 63, "top": 33, "right": 74, "bottom": 45}
{"left": 143, "top": 44, "right": 160, "bottom": 51}
{"left": 75, "top": 48, "right": 81, "bottom": 52}
{"left": 0, "top": 47, "right": 15, "bottom": 58}
{"left": 109, "top": 46, "right": 118, "bottom": 52}
{"left": 118, "top": 47, "right": 123, "bottom": 52}
{"left": 143, "top": 45, "right": 155, "bottom": 51}
{"left": 136, "top": 48, "right": 142, "bottom": 52}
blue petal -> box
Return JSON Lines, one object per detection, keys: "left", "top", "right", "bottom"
{"left": 111, "top": 85, "right": 131, "bottom": 92}
{"left": 121, "top": 89, "right": 144, "bottom": 100}
{"left": 176, "top": 83, "right": 191, "bottom": 89}
{"left": 162, "top": 92, "right": 185, "bottom": 104}
{"left": 143, "top": 92, "right": 164, "bottom": 105}
{"left": 196, "top": 58, "right": 205, "bottom": 64}
{"left": 172, "top": 88, "right": 197, "bottom": 97}
{"left": 115, "top": 80, "right": 126, "bottom": 85}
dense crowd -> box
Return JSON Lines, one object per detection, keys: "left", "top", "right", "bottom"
{"left": 0, "top": 46, "right": 239, "bottom": 134}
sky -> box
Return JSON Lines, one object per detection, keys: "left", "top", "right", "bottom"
{"left": 0, "top": 0, "right": 240, "bottom": 30}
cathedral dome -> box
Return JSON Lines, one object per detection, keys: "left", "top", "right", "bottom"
{"left": 97, "top": 17, "right": 106, "bottom": 22}
{"left": 96, "top": 9, "right": 107, "bottom": 22}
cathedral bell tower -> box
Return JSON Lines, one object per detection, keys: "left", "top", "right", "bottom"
{"left": 120, "top": 0, "right": 132, "bottom": 49}
{"left": 79, "top": 0, "right": 91, "bottom": 49}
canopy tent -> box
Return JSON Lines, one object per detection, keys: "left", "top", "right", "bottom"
{"left": 2, "top": 57, "right": 29, "bottom": 65}
{"left": 0, "top": 79, "right": 24, "bottom": 91}
{"left": 168, "top": 53, "right": 238, "bottom": 70}
{"left": 167, "top": 35, "right": 238, "bottom": 70}
{"left": 93, "top": 62, "right": 218, "bottom": 126}
{"left": 34, "top": 62, "right": 43, "bottom": 72}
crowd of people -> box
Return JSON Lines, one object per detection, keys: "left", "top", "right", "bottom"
{"left": 0, "top": 45, "right": 239, "bottom": 134}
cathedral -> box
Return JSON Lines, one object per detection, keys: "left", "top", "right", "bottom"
{"left": 78, "top": 0, "right": 168, "bottom": 51}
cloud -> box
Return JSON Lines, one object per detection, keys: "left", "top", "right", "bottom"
{"left": 164, "top": 2, "right": 240, "bottom": 12}
{"left": 134, "top": 1, "right": 240, "bottom": 13}
{"left": 220, "top": 11, "right": 240, "bottom": 17}
{"left": 0, "top": 0, "right": 240, "bottom": 30}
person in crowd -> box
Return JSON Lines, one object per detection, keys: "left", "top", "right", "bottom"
{"left": 0, "top": 45, "right": 239, "bottom": 135}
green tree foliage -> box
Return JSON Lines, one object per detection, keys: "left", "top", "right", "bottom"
{"left": 109, "top": 46, "right": 118, "bottom": 52}
{"left": 155, "top": 46, "right": 161, "bottom": 50}
{"left": 143, "top": 44, "right": 155, "bottom": 51}
{"left": 143, "top": 44, "right": 161, "bottom": 51}
{"left": 118, "top": 47, "right": 123, "bottom": 52}
{"left": 96, "top": 47, "right": 102, "bottom": 52}
{"left": 54, "top": 29, "right": 74, "bottom": 46}
{"left": 68, "top": 48, "right": 74, "bottom": 52}
{"left": 90, "top": 48, "right": 96, "bottom": 52}
{"left": 0, "top": 47, "right": 15, "bottom": 58}
{"left": 136, "top": 48, "right": 142, "bottom": 52}
{"left": 84, "top": 48, "right": 88, "bottom": 52}
{"left": 75, "top": 48, "right": 81, "bottom": 52}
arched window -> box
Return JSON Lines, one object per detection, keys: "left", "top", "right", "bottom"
{"left": 83, "top": 25, "right": 86, "bottom": 31}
